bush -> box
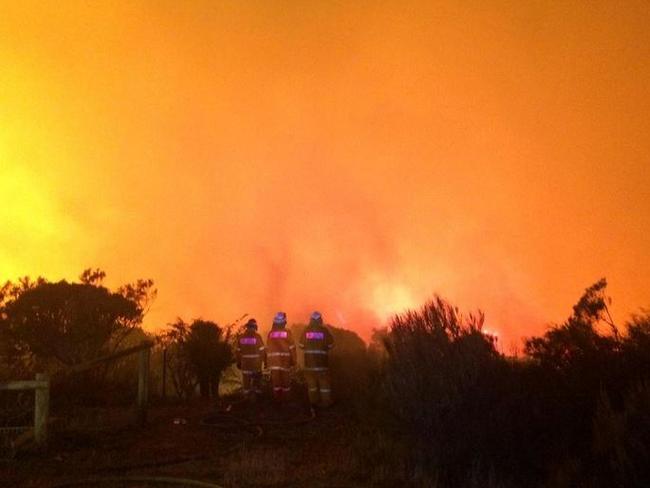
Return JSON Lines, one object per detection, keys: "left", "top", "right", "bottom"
{"left": 0, "top": 270, "right": 155, "bottom": 374}
{"left": 0, "top": 270, "right": 156, "bottom": 409}
{"left": 380, "top": 296, "right": 513, "bottom": 483}
{"left": 288, "top": 322, "right": 371, "bottom": 404}
{"left": 360, "top": 282, "right": 650, "bottom": 487}
{"left": 157, "top": 318, "right": 234, "bottom": 400}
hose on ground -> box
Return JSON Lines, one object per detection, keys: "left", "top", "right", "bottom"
{"left": 97, "top": 453, "right": 212, "bottom": 473}
{"left": 51, "top": 475, "right": 224, "bottom": 487}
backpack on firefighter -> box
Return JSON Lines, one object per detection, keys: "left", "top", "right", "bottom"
{"left": 265, "top": 311, "right": 296, "bottom": 402}
{"left": 236, "top": 318, "right": 265, "bottom": 401}
{"left": 299, "top": 311, "right": 334, "bottom": 408}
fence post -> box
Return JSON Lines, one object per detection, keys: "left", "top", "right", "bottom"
{"left": 137, "top": 342, "right": 150, "bottom": 426}
{"left": 34, "top": 373, "right": 49, "bottom": 448}
{"left": 162, "top": 347, "right": 167, "bottom": 401}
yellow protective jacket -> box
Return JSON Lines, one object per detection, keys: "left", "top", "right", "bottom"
{"left": 299, "top": 323, "right": 334, "bottom": 371}
{"left": 236, "top": 329, "right": 265, "bottom": 373}
{"left": 266, "top": 327, "right": 296, "bottom": 371}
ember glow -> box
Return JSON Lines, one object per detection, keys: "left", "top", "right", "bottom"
{"left": 1, "top": 2, "right": 649, "bottom": 343}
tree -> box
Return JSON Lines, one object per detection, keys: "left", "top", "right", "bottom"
{"left": 157, "top": 319, "right": 197, "bottom": 400}
{"left": 1, "top": 269, "right": 156, "bottom": 372}
{"left": 1, "top": 278, "right": 45, "bottom": 378}
{"left": 521, "top": 278, "right": 628, "bottom": 479}
{"left": 524, "top": 278, "right": 619, "bottom": 371}
{"left": 186, "top": 320, "right": 234, "bottom": 398}
{"left": 157, "top": 318, "right": 234, "bottom": 400}
{"left": 621, "top": 310, "right": 650, "bottom": 383}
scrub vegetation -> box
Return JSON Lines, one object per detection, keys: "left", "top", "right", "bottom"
{"left": 360, "top": 279, "right": 650, "bottom": 487}
{"left": 2, "top": 271, "right": 650, "bottom": 487}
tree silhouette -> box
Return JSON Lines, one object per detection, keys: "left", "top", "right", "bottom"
{"left": 525, "top": 278, "right": 619, "bottom": 371}
{"left": 157, "top": 318, "right": 234, "bottom": 400}
{"left": 0, "top": 269, "right": 155, "bottom": 372}
{"left": 379, "top": 296, "right": 503, "bottom": 479}
{"left": 186, "top": 320, "right": 234, "bottom": 398}
{"left": 157, "top": 319, "right": 197, "bottom": 400}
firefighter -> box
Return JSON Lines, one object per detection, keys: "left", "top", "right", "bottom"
{"left": 266, "top": 311, "right": 296, "bottom": 402}
{"left": 236, "top": 318, "right": 265, "bottom": 401}
{"left": 299, "top": 311, "right": 334, "bottom": 408}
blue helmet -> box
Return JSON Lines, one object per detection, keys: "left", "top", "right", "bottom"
{"left": 245, "top": 318, "right": 258, "bottom": 331}
{"left": 310, "top": 311, "right": 323, "bottom": 326}
{"left": 273, "top": 311, "right": 287, "bottom": 327}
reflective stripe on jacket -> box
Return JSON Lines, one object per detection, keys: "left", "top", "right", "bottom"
{"left": 236, "top": 330, "right": 265, "bottom": 372}
{"left": 299, "top": 324, "right": 334, "bottom": 370}
{"left": 266, "top": 327, "right": 296, "bottom": 369}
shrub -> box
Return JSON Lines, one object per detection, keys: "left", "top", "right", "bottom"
{"left": 157, "top": 318, "right": 234, "bottom": 400}
{"left": 380, "top": 296, "right": 510, "bottom": 483}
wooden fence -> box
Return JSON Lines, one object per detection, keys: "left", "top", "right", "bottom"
{"left": 0, "top": 373, "right": 49, "bottom": 448}
{"left": 0, "top": 340, "right": 154, "bottom": 449}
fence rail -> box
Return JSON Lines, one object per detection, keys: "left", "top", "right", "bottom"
{"left": 0, "top": 340, "right": 154, "bottom": 450}
{"left": 0, "top": 380, "right": 49, "bottom": 391}
{"left": 0, "top": 373, "right": 49, "bottom": 447}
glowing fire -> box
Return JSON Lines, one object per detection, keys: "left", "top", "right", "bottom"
{"left": 1, "top": 2, "right": 648, "bottom": 346}
{"left": 366, "top": 276, "right": 418, "bottom": 323}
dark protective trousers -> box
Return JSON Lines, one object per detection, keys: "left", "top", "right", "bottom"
{"left": 304, "top": 369, "right": 332, "bottom": 407}
{"left": 242, "top": 371, "right": 262, "bottom": 399}
{"left": 270, "top": 369, "right": 291, "bottom": 401}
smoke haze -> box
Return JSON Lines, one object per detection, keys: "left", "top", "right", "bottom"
{"left": 2, "top": 1, "right": 649, "bottom": 343}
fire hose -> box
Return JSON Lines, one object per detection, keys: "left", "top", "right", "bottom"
{"left": 51, "top": 475, "right": 224, "bottom": 487}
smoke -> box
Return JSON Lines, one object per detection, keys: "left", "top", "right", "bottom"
{"left": 1, "top": 1, "right": 649, "bottom": 343}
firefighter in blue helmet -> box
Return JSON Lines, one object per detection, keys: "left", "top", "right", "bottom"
{"left": 266, "top": 312, "right": 296, "bottom": 401}
{"left": 299, "top": 311, "right": 334, "bottom": 407}
{"left": 236, "top": 318, "right": 265, "bottom": 401}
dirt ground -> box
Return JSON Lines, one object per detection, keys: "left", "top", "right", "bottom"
{"left": 1, "top": 396, "right": 367, "bottom": 488}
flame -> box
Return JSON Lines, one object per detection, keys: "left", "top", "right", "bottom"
{"left": 366, "top": 275, "right": 418, "bottom": 323}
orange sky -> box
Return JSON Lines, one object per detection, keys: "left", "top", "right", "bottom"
{"left": 1, "top": 1, "right": 649, "bottom": 346}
